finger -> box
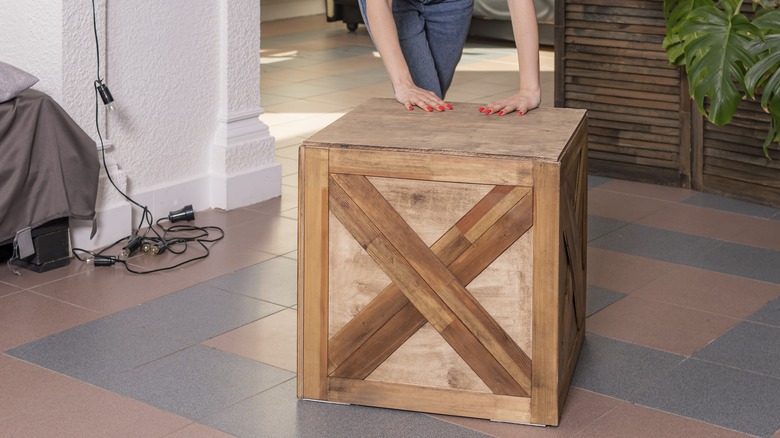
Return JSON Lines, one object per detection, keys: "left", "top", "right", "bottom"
{"left": 418, "top": 96, "right": 441, "bottom": 112}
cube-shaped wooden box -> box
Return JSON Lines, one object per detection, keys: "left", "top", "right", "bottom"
{"left": 298, "top": 98, "right": 588, "bottom": 426}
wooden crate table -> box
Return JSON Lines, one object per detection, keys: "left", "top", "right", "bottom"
{"left": 297, "top": 98, "right": 588, "bottom": 426}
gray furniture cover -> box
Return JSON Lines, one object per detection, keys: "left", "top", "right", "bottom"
{"left": 0, "top": 89, "right": 99, "bottom": 243}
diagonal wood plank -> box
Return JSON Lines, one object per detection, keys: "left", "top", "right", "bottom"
{"left": 330, "top": 174, "right": 533, "bottom": 395}
{"left": 331, "top": 189, "right": 534, "bottom": 381}
{"left": 328, "top": 185, "right": 529, "bottom": 372}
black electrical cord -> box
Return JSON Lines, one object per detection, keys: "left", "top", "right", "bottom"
{"left": 71, "top": 0, "right": 224, "bottom": 274}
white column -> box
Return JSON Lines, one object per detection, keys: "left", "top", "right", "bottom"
{"left": 210, "top": 0, "right": 279, "bottom": 210}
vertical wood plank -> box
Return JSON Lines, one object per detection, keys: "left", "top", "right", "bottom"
{"left": 299, "top": 145, "right": 329, "bottom": 400}
{"left": 531, "top": 161, "right": 562, "bottom": 426}
{"left": 297, "top": 146, "right": 305, "bottom": 398}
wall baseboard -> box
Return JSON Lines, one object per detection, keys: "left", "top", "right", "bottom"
{"left": 70, "top": 164, "right": 282, "bottom": 251}
{"left": 70, "top": 202, "right": 133, "bottom": 252}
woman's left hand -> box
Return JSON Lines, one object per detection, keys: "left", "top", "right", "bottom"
{"left": 479, "top": 88, "right": 541, "bottom": 116}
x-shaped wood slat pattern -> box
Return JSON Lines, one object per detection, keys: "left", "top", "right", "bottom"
{"left": 327, "top": 173, "right": 534, "bottom": 397}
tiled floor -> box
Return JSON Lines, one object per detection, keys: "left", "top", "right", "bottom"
{"left": 2, "top": 14, "right": 780, "bottom": 438}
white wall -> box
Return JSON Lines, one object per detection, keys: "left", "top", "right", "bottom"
{"left": 0, "top": 1, "right": 278, "bottom": 250}
{"left": 260, "top": 0, "right": 324, "bottom": 22}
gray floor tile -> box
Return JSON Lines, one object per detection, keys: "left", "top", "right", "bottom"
{"left": 698, "top": 242, "right": 780, "bottom": 284}
{"left": 587, "top": 215, "right": 629, "bottom": 242}
{"left": 593, "top": 224, "right": 780, "bottom": 284}
{"left": 202, "top": 379, "right": 490, "bottom": 438}
{"left": 588, "top": 175, "right": 611, "bottom": 189}
{"left": 571, "top": 334, "right": 685, "bottom": 401}
{"left": 206, "top": 257, "right": 297, "bottom": 307}
{"left": 748, "top": 296, "right": 780, "bottom": 327}
{"left": 111, "top": 284, "right": 285, "bottom": 343}
{"left": 633, "top": 358, "right": 780, "bottom": 438}
{"left": 589, "top": 224, "right": 722, "bottom": 266}
{"left": 104, "top": 345, "right": 295, "bottom": 421}
{"left": 693, "top": 321, "right": 780, "bottom": 379}
{"left": 682, "top": 193, "right": 780, "bottom": 219}
{"left": 6, "top": 315, "right": 190, "bottom": 384}
{"left": 586, "top": 285, "right": 626, "bottom": 317}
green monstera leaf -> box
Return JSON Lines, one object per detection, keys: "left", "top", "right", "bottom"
{"left": 664, "top": 0, "right": 714, "bottom": 65}
{"left": 679, "top": 0, "right": 759, "bottom": 125}
{"left": 754, "top": 0, "right": 780, "bottom": 10}
{"left": 746, "top": 10, "right": 780, "bottom": 152}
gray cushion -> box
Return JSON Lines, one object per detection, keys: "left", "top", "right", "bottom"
{"left": 0, "top": 61, "right": 39, "bottom": 103}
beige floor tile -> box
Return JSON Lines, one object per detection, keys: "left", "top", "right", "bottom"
{"left": 0, "top": 257, "right": 94, "bottom": 290}
{"left": 432, "top": 388, "right": 623, "bottom": 437}
{"left": 280, "top": 207, "right": 298, "bottom": 221}
{"left": 586, "top": 294, "right": 741, "bottom": 356}
{"left": 244, "top": 185, "right": 299, "bottom": 216}
{"left": 222, "top": 215, "right": 298, "bottom": 256}
{"left": 260, "top": 76, "right": 293, "bottom": 89}
{"left": 281, "top": 173, "right": 298, "bottom": 188}
{"left": 637, "top": 204, "right": 755, "bottom": 243}
{"left": 0, "top": 354, "right": 85, "bottom": 421}
{"left": 273, "top": 135, "right": 307, "bottom": 149}
{"left": 298, "top": 55, "right": 384, "bottom": 75}
{"left": 577, "top": 402, "right": 754, "bottom": 438}
{"left": 165, "top": 422, "right": 236, "bottom": 438}
{"left": 0, "top": 292, "right": 100, "bottom": 351}
{"left": 276, "top": 145, "right": 300, "bottom": 161}
{"left": 261, "top": 15, "right": 339, "bottom": 37}
{"left": 588, "top": 189, "right": 673, "bottom": 222}
{"left": 631, "top": 266, "right": 780, "bottom": 318}
{"left": 29, "top": 264, "right": 193, "bottom": 315}
{"left": 731, "top": 217, "right": 780, "bottom": 251}
{"left": 261, "top": 65, "right": 333, "bottom": 83}
{"left": 0, "top": 281, "right": 21, "bottom": 298}
{"left": 125, "top": 238, "right": 277, "bottom": 285}
{"left": 268, "top": 112, "right": 348, "bottom": 141}
{"left": 191, "top": 207, "right": 278, "bottom": 231}
{"left": 277, "top": 156, "right": 298, "bottom": 177}
{"left": 306, "top": 89, "right": 383, "bottom": 107}
{"left": 263, "top": 82, "right": 334, "bottom": 100}
{"left": 597, "top": 179, "right": 696, "bottom": 202}
{"left": 0, "top": 368, "right": 191, "bottom": 437}
{"left": 203, "top": 308, "right": 297, "bottom": 372}
{"left": 265, "top": 97, "right": 352, "bottom": 115}
{"left": 587, "top": 247, "right": 680, "bottom": 294}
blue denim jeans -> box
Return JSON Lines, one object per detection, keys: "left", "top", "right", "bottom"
{"left": 358, "top": 0, "right": 474, "bottom": 98}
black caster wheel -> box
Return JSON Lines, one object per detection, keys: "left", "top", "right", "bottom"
{"left": 347, "top": 22, "right": 358, "bottom": 32}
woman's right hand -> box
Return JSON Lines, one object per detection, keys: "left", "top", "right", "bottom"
{"left": 393, "top": 82, "right": 453, "bottom": 112}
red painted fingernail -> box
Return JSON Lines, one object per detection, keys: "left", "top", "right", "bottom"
{"left": 498, "top": 110, "right": 504, "bottom": 115}
{"left": 426, "top": 106, "right": 433, "bottom": 112}
{"left": 407, "top": 105, "right": 413, "bottom": 111}
{"left": 486, "top": 109, "right": 492, "bottom": 115}
{"left": 518, "top": 110, "right": 524, "bottom": 115}
{"left": 437, "top": 105, "right": 445, "bottom": 111}
{"left": 479, "top": 107, "right": 485, "bottom": 113}
{"left": 446, "top": 104, "right": 453, "bottom": 110}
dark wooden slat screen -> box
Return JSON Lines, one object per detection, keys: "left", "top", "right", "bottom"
{"left": 556, "top": 0, "right": 691, "bottom": 187}
{"left": 557, "top": 0, "right": 780, "bottom": 206}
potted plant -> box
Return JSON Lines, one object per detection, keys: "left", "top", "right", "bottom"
{"left": 663, "top": 0, "right": 780, "bottom": 155}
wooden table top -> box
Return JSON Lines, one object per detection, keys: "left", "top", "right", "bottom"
{"left": 304, "top": 98, "right": 587, "bottom": 162}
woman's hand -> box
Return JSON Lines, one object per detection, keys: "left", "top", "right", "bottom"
{"left": 393, "top": 82, "right": 453, "bottom": 112}
{"left": 479, "top": 88, "right": 541, "bottom": 116}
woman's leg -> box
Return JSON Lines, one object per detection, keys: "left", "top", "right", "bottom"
{"left": 420, "top": 0, "right": 474, "bottom": 97}
{"left": 359, "top": 0, "right": 472, "bottom": 98}
{"left": 359, "top": 0, "right": 445, "bottom": 97}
